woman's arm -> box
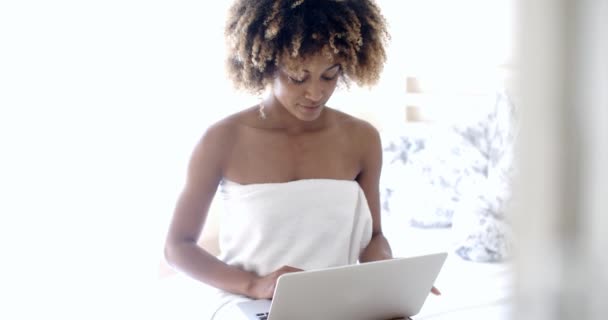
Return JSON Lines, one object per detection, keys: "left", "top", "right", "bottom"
{"left": 356, "top": 122, "right": 393, "bottom": 262}
{"left": 164, "top": 122, "right": 257, "bottom": 296}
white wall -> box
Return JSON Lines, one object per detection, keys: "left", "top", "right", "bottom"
{"left": 0, "top": 1, "right": 251, "bottom": 318}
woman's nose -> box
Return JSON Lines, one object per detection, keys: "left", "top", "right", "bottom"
{"left": 304, "top": 81, "right": 324, "bottom": 102}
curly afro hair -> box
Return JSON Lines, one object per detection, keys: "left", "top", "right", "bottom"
{"left": 224, "top": 0, "right": 390, "bottom": 94}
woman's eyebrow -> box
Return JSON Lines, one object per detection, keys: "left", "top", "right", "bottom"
{"left": 300, "top": 64, "right": 341, "bottom": 73}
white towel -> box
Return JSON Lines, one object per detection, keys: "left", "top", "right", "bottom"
{"left": 217, "top": 178, "right": 373, "bottom": 277}
{"left": 209, "top": 179, "right": 373, "bottom": 319}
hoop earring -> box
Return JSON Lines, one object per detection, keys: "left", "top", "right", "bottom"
{"left": 258, "top": 101, "right": 267, "bottom": 120}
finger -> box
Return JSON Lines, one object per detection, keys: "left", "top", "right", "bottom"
{"left": 281, "top": 265, "right": 304, "bottom": 272}
{"left": 273, "top": 266, "right": 302, "bottom": 280}
{"left": 431, "top": 286, "right": 441, "bottom": 295}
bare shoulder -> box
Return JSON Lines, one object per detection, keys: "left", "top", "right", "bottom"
{"left": 329, "top": 108, "right": 381, "bottom": 146}
{"left": 197, "top": 106, "right": 258, "bottom": 146}
{"left": 190, "top": 107, "right": 257, "bottom": 171}
{"left": 196, "top": 116, "right": 235, "bottom": 153}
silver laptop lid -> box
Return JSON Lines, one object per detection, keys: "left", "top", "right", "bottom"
{"left": 267, "top": 252, "right": 447, "bottom": 320}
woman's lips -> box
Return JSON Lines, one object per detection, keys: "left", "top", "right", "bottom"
{"left": 300, "top": 104, "right": 321, "bottom": 109}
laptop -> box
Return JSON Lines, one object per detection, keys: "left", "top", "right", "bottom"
{"left": 236, "top": 252, "right": 448, "bottom": 320}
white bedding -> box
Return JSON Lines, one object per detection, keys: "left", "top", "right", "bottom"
{"left": 385, "top": 222, "right": 513, "bottom": 320}
{"left": 416, "top": 254, "right": 512, "bottom": 320}
{"left": 155, "top": 272, "right": 219, "bottom": 320}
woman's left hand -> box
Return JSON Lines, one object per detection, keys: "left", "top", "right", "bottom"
{"left": 431, "top": 286, "right": 441, "bottom": 295}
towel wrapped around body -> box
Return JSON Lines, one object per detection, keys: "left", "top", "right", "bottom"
{"left": 210, "top": 178, "right": 373, "bottom": 319}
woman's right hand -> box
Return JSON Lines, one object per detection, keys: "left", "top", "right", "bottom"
{"left": 248, "top": 265, "right": 303, "bottom": 299}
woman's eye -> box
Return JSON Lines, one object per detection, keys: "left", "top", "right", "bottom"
{"left": 322, "top": 68, "right": 341, "bottom": 81}
{"left": 289, "top": 77, "right": 306, "bottom": 84}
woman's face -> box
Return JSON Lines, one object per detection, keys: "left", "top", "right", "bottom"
{"left": 271, "top": 54, "right": 341, "bottom": 122}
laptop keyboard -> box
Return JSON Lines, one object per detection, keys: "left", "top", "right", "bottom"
{"left": 255, "top": 312, "right": 269, "bottom": 320}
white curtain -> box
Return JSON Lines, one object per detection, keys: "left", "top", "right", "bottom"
{"left": 512, "top": 0, "right": 608, "bottom": 319}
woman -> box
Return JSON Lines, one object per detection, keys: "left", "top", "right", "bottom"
{"left": 164, "top": 0, "right": 436, "bottom": 318}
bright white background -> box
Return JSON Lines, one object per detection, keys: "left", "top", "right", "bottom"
{"left": 0, "top": 1, "right": 514, "bottom": 319}
{"left": 0, "top": 1, "right": 243, "bottom": 318}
